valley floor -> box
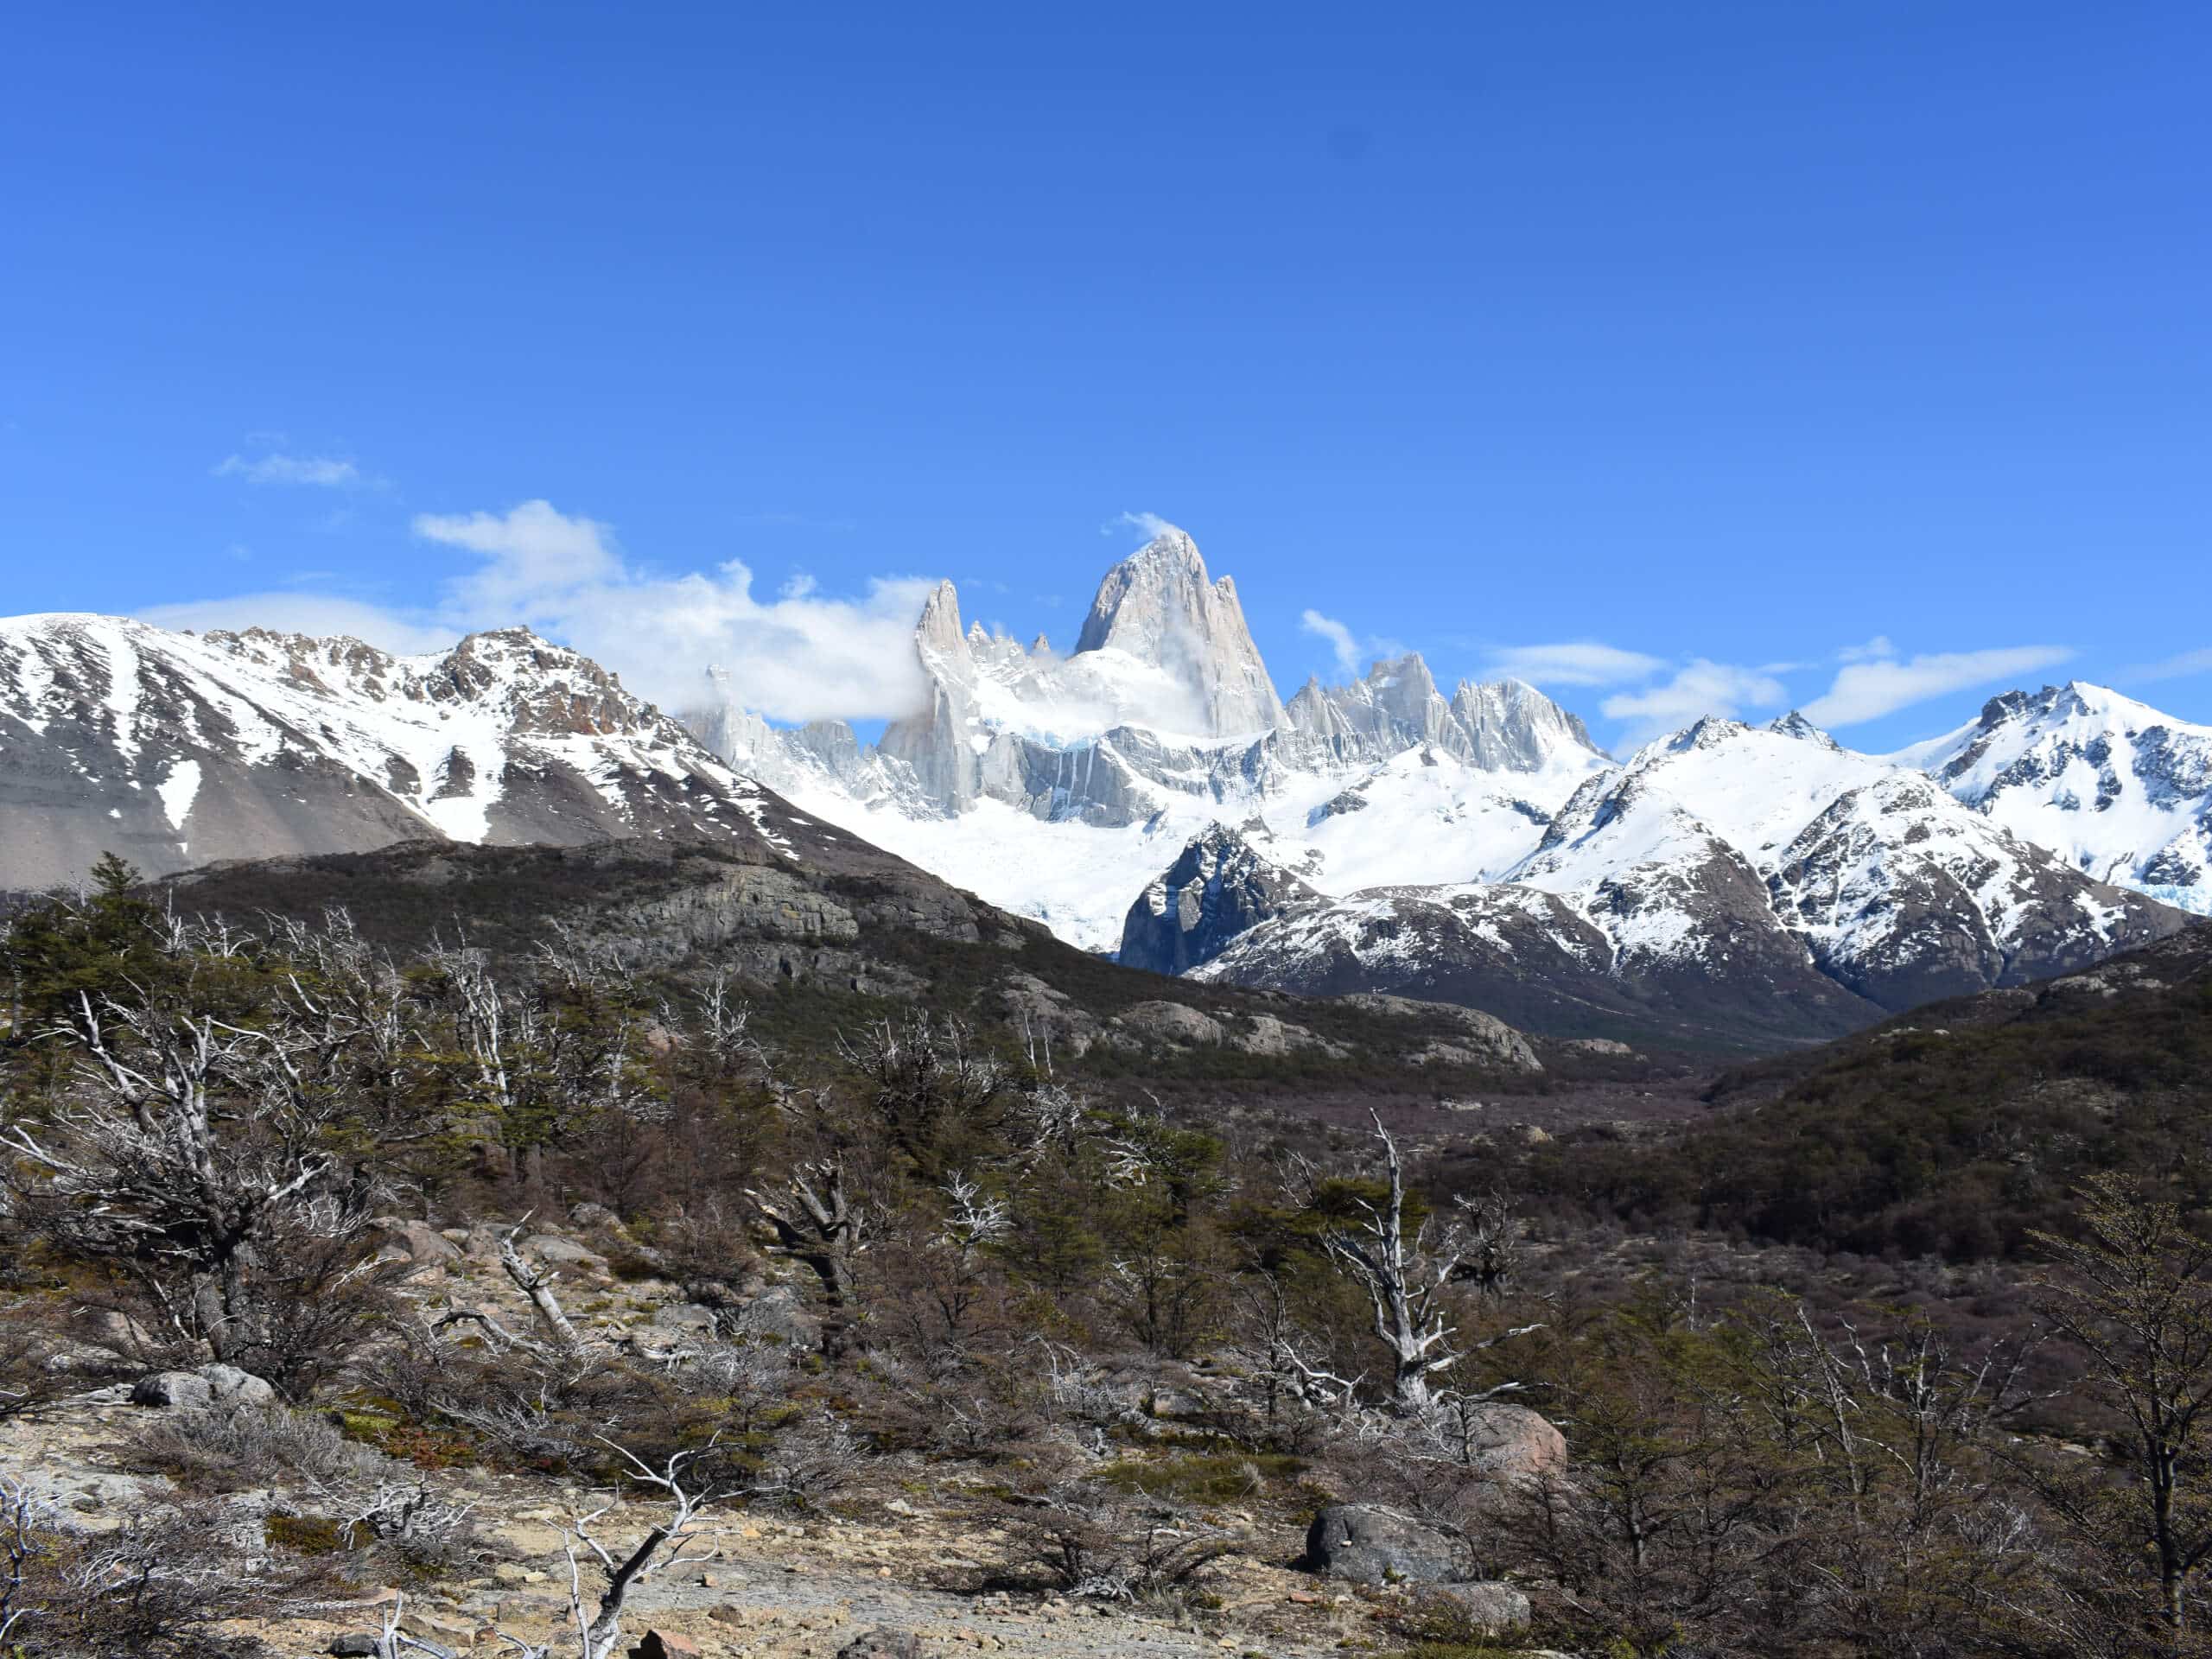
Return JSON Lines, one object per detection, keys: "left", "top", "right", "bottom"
{"left": 3, "top": 1390, "right": 1439, "bottom": 1659}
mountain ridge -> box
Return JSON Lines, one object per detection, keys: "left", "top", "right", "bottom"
{"left": 0, "top": 612, "right": 779, "bottom": 890}
{"left": 3, "top": 534, "right": 2207, "bottom": 1055}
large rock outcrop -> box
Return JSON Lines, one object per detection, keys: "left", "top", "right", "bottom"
{"left": 1119, "top": 823, "right": 1322, "bottom": 975}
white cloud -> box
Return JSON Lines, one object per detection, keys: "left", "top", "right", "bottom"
{"left": 137, "top": 592, "right": 457, "bottom": 655}
{"left": 539, "top": 561, "right": 937, "bottom": 722}
{"left": 410, "top": 499, "right": 931, "bottom": 721}
{"left": 415, "top": 499, "right": 626, "bottom": 613}
{"left": 147, "top": 499, "right": 939, "bottom": 722}
{"left": 2127, "top": 645, "right": 2212, "bottom": 683}
{"left": 1601, "top": 660, "right": 1788, "bottom": 734}
{"left": 213, "top": 453, "right": 363, "bottom": 488}
{"left": 1802, "top": 645, "right": 2074, "bottom": 728}
{"left": 1484, "top": 642, "right": 1668, "bottom": 688}
{"left": 1838, "top": 635, "right": 1895, "bottom": 664}
{"left": 1300, "top": 609, "right": 1363, "bottom": 677}
{"left": 1111, "top": 511, "right": 1181, "bottom": 542}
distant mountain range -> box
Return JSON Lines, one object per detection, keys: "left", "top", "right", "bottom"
{"left": 685, "top": 530, "right": 2202, "bottom": 1044}
{"left": 0, "top": 616, "right": 782, "bottom": 889}
{"left": 1, "top": 531, "right": 2203, "bottom": 1049}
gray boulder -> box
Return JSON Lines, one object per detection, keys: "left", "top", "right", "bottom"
{"left": 131, "top": 1363, "right": 276, "bottom": 1413}
{"left": 652, "top": 1303, "right": 719, "bottom": 1332}
{"left": 1456, "top": 1402, "right": 1567, "bottom": 1482}
{"left": 1305, "top": 1503, "right": 1462, "bottom": 1584}
{"left": 132, "top": 1370, "right": 215, "bottom": 1410}
{"left": 523, "top": 1234, "right": 607, "bottom": 1272}
{"left": 367, "top": 1217, "right": 461, "bottom": 1263}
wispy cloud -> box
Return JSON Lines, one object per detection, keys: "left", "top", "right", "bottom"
{"left": 1300, "top": 609, "right": 1363, "bottom": 677}
{"left": 2126, "top": 645, "right": 2212, "bottom": 684}
{"left": 1109, "top": 510, "right": 1181, "bottom": 542}
{"left": 149, "top": 497, "right": 939, "bottom": 721}
{"left": 1484, "top": 642, "right": 1667, "bottom": 688}
{"left": 213, "top": 452, "right": 364, "bottom": 488}
{"left": 1802, "top": 643, "right": 2074, "bottom": 728}
{"left": 1601, "top": 660, "right": 1788, "bottom": 735}
{"left": 1298, "top": 609, "right": 1408, "bottom": 681}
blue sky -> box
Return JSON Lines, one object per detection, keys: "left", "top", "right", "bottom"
{"left": 3, "top": 3, "right": 2207, "bottom": 749}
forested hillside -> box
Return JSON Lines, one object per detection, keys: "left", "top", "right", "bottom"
{"left": 4, "top": 854, "right": 2212, "bottom": 1656}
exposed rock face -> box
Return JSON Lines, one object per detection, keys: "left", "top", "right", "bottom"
{"left": 0, "top": 614, "right": 786, "bottom": 892}
{"left": 1898, "top": 680, "right": 2212, "bottom": 916}
{"left": 868, "top": 563, "right": 1298, "bottom": 828}
{"left": 1337, "top": 995, "right": 1543, "bottom": 1072}
{"left": 1453, "top": 1402, "right": 1568, "bottom": 1481}
{"left": 1283, "top": 658, "right": 1606, "bottom": 774}
{"left": 1120, "top": 823, "right": 1322, "bottom": 975}
{"left": 1113, "top": 1001, "right": 1229, "bottom": 1047}
{"left": 1074, "top": 529, "right": 1288, "bottom": 737}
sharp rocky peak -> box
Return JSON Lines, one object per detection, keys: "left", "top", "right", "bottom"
{"left": 1068, "top": 528, "right": 1288, "bottom": 736}
{"left": 1665, "top": 715, "right": 1755, "bottom": 753}
{"left": 1767, "top": 710, "right": 1840, "bottom": 749}
{"left": 915, "top": 580, "right": 968, "bottom": 660}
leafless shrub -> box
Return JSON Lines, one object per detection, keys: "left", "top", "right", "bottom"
{"left": 745, "top": 1407, "right": 866, "bottom": 1507}
{"left": 127, "top": 1398, "right": 379, "bottom": 1494}
{"left": 1001, "top": 1478, "right": 1234, "bottom": 1605}
{"left": 680, "top": 1340, "right": 798, "bottom": 1438}
{"left": 0, "top": 1300, "right": 90, "bottom": 1420}
{"left": 0, "top": 1474, "right": 314, "bottom": 1659}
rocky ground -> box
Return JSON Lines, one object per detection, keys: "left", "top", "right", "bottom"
{"left": 3, "top": 1392, "right": 1450, "bottom": 1658}
{"left": 2, "top": 1215, "right": 1561, "bottom": 1659}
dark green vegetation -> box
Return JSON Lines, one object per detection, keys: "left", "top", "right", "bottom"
{"left": 1528, "top": 924, "right": 2212, "bottom": 1262}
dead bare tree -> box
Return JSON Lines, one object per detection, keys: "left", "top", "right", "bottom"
{"left": 1306, "top": 1113, "right": 1519, "bottom": 1414}
{"left": 747, "top": 1156, "right": 864, "bottom": 1306}
{"left": 3, "top": 983, "right": 377, "bottom": 1368}
{"left": 491, "top": 1437, "right": 734, "bottom": 1659}
{"left": 692, "top": 967, "right": 763, "bottom": 1079}
{"left": 499, "top": 1217, "right": 584, "bottom": 1349}
{"left": 0, "top": 1477, "right": 37, "bottom": 1649}
{"left": 1241, "top": 1269, "right": 1363, "bottom": 1418}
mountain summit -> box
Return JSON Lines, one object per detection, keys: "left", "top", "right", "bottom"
{"left": 685, "top": 531, "right": 1610, "bottom": 949}
{"left": 1073, "top": 528, "right": 1288, "bottom": 736}
{"left": 1896, "top": 680, "right": 2212, "bottom": 911}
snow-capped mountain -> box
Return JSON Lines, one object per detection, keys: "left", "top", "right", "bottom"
{"left": 1154, "top": 714, "right": 2187, "bottom": 1046}
{"left": 685, "top": 528, "right": 1611, "bottom": 950}
{"left": 678, "top": 528, "right": 2196, "bottom": 1046}
{"left": 1897, "top": 681, "right": 2212, "bottom": 916}
{"left": 3, "top": 530, "right": 2202, "bottom": 1054}
{"left": 0, "top": 613, "right": 789, "bottom": 890}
